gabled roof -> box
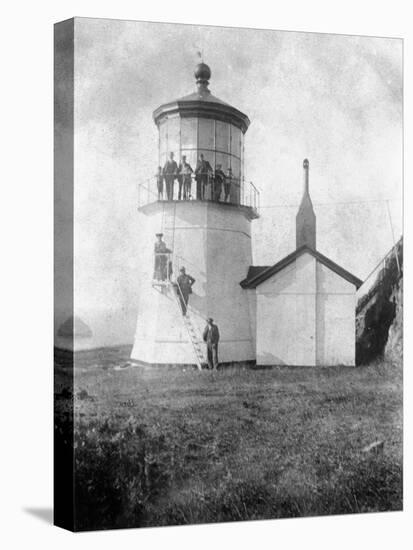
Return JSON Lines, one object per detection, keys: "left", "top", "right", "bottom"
{"left": 240, "top": 245, "right": 363, "bottom": 289}
{"left": 244, "top": 266, "right": 269, "bottom": 280}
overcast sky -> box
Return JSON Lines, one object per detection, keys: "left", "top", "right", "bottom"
{"left": 68, "top": 17, "right": 402, "bottom": 314}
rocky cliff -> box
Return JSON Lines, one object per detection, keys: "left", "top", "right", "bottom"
{"left": 356, "top": 238, "right": 403, "bottom": 365}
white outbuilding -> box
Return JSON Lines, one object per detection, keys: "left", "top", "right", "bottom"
{"left": 240, "top": 159, "right": 362, "bottom": 367}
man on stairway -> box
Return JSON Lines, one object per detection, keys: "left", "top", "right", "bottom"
{"left": 176, "top": 266, "right": 195, "bottom": 315}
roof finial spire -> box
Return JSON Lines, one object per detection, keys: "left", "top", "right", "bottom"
{"left": 296, "top": 158, "right": 316, "bottom": 250}
{"left": 194, "top": 60, "right": 211, "bottom": 95}
{"left": 303, "top": 158, "right": 309, "bottom": 194}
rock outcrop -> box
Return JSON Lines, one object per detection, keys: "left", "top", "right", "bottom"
{"left": 356, "top": 238, "right": 403, "bottom": 365}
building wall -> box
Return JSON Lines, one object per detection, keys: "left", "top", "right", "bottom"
{"left": 316, "top": 263, "right": 356, "bottom": 366}
{"left": 131, "top": 201, "right": 255, "bottom": 364}
{"left": 246, "top": 289, "right": 257, "bottom": 358}
{"left": 254, "top": 252, "right": 356, "bottom": 366}
{"left": 255, "top": 254, "right": 317, "bottom": 365}
{"left": 295, "top": 254, "right": 317, "bottom": 365}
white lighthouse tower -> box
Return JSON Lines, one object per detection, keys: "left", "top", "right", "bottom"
{"left": 131, "top": 63, "right": 260, "bottom": 367}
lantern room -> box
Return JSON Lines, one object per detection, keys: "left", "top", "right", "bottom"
{"left": 152, "top": 62, "right": 251, "bottom": 204}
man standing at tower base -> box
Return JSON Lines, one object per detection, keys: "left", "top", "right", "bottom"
{"left": 203, "top": 318, "right": 220, "bottom": 369}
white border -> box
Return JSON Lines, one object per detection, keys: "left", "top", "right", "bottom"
{"left": 1, "top": 1, "right": 410, "bottom": 549}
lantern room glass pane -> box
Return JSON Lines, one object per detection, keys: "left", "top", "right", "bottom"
{"left": 198, "top": 118, "right": 215, "bottom": 150}
{"left": 181, "top": 117, "right": 197, "bottom": 150}
{"left": 180, "top": 149, "right": 197, "bottom": 172}
{"left": 215, "top": 152, "right": 230, "bottom": 173}
{"left": 216, "top": 120, "right": 230, "bottom": 153}
{"left": 159, "top": 120, "right": 168, "bottom": 156}
{"left": 167, "top": 116, "right": 180, "bottom": 157}
{"left": 180, "top": 148, "right": 196, "bottom": 199}
{"left": 159, "top": 151, "right": 168, "bottom": 167}
{"left": 230, "top": 125, "right": 242, "bottom": 158}
{"left": 230, "top": 156, "right": 240, "bottom": 179}
{"left": 196, "top": 149, "right": 215, "bottom": 174}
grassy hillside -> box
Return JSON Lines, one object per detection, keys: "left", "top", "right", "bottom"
{"left": 55, "top": 348, "right": 402, "bottom": 531}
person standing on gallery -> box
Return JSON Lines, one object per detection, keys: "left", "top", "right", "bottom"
{"left": 176, "top": 266, "right": 195, "bottom": 315}
{"left": 213, "top": 163, "right": 226, "bottom": 201}
{"left": 203, "top": 318, "right": 220, "bottom": 369}
{"left": 156, "top": 166, "right": 164, "bottom": 200}
{"left": 195, "top": 153, "right": 213, "bottom": 200}
{"left": 162, "top": 152, "right": 178, "bottom": 200}
{"left": 224, "top": 167, "right": 232, "bottom": 202}
{"left": 178, "top": 155, "right": 193, "bottom": 200}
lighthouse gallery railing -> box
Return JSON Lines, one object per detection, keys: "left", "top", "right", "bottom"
{"left": 137, "top": 174, "right": 260, "bottom": 216}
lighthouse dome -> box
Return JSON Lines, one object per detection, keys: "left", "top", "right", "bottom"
{"left": 153, "top": 63, "right": 250, "bottom": 133}
{"left": 194, "top": 62, "right": 211, "bottom": 82}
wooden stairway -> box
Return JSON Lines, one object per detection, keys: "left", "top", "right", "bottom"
{"left": 173, "top": 286, "right": 206, "bottom": 370}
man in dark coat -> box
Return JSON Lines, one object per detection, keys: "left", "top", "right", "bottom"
{"left": 153, "top": 233, "right": 172, "bottom": 281}
{"left": 195, "top": 153, "right": 213, "bottom": 200}
{"left": 176, "top": 266, "right": 195, "bottom": 315}
{"left": 203, "top": 318, "right": 220, "bottom": 369}
{"left": 162, "top": 152, "right": 178, "bottom": 200}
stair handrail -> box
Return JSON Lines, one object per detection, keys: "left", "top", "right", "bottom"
{"left": 173, "top": 274, "right": 204, "bottom": 370}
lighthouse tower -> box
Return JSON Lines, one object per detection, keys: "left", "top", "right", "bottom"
{"left": 131, "top": 63, "right": 260, "bottom": 366}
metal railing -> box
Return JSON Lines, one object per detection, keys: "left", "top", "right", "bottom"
{"left": 138, "top": 172, "right": 260, "bottom": 216}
